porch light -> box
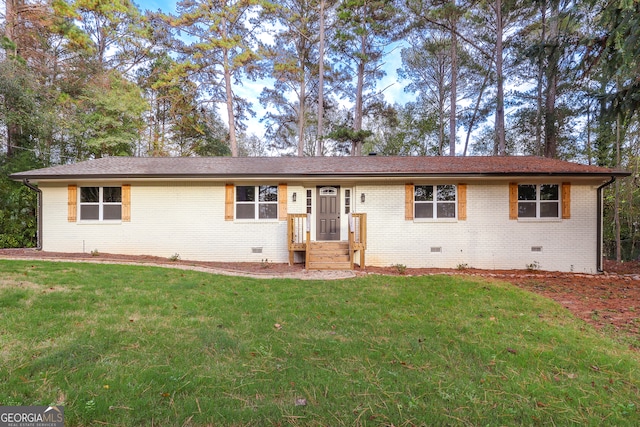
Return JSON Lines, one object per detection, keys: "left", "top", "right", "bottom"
{"left": 361, "top": 193, "right": 365, "bottom": 203}
{"left": 292, "top": 192, "right": 297, "bottom": 202}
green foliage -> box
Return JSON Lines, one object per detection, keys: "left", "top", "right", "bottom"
{"left": 585, "top": 0, "right": 640, "bottom": 122}
{"left": 327, "top": 125, "right": 373, "bottom": 145}
{"left": 80, "top": 72, "right": 149, "bottom": 157}
{"left": 1, "top": 261, "right": 640, "bottom": 425}
{"left": 0, "top": 153, "right": 41, "bottom": 248}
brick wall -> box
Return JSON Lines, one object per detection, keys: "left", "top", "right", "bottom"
{"left": 357, "top": 180, "right": 598, "bottom": 273}
{"left": 39, "top": 180, "right": 599, "bottom": 272}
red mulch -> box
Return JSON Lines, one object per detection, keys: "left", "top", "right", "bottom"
{"left": 1, "top": 249, "right": 639, "bottom": 345}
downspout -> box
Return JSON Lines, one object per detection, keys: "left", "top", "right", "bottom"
{"left": 597, "top": 176, "right": 616, "bottom": 272}
{"left": 22, "top": 179, "right": 42, "bottom": 250}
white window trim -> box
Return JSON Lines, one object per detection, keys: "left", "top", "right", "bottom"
{"left": 517, "top": 183, "right": 561, "bottom": 220}
{"left": 78, "top": 186, "right": 122, "bottom": 222}
{"left": 235, "top": 185, "right": 279, "bottom": 221}
{"left": 414, "top": 184, "right": 458, "bottom": 221}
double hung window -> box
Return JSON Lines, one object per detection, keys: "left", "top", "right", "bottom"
{"left": 80, "top": 186, "right": 122, "bottom": 220}
{"left": 236, "top": 185, "right": 278, "bottom": 219}
{"left": 517, "top": 184, "right": 559, "bottom": 218}
{"left": 414, "top": 185, "right": 456, "bottom": 219}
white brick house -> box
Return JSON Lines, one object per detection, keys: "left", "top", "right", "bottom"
{"left": 10, "top": 156, "right": 628, "bottom": 273}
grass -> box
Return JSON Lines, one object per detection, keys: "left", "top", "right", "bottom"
{"left": 0, "top": 260, "right": 639, "bottom": 426}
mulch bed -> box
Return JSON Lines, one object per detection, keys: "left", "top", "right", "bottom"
{"left": 1, "top": 249, "right": 639, "bottom": 345}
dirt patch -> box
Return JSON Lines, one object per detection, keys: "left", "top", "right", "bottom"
{"left": 1, "top": 249, "right": 639, "bottom": 344}
{"left": 0, "top": 277, "right": 43, "bottom": 291}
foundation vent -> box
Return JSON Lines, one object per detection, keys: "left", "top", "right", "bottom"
{"left": 430, "top": 247, "right": 442, "bottom": 253}
{"left": 252, "top": 247, "right": 263, "bottom": 254}
{"left": 531, "top": 246, "right": 543, "bottom": 253}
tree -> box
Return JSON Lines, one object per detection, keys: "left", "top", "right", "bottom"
{"left": 399, "top": 32, "right": 453, "bottom": 155}
{"left": 165, "top": 0, "right": 262, "bottom": 157}
{"left": 460, "top": 0, "right": 532, "bottom": 155}
{"left": 78, "top": 71, "right": 148, "bottom": 158}
{"left": 53, "top": 0, "right": 150, "bottom": 73}
{"left": 426, "top": 0, "right": 465, "bottom": 156}
{"left": 0, "top": 152, "right": 40, "bottom": 248}
{"left": 582, "top": 0, "right": 640, "bottom": 124}
{"left": 260, "top": 0, "right": 324, "bottom": 156}
{"left": 518, "top": 0, "right": 583, "bottom": 158}
{"left": 316, "top": 0, "right": 327, "bottom": 155}
{"left": 334, "top": 0, "right": 400, "bottom": 156}
{"left": 259, "top": 0, "right": 321, "bottom": 156}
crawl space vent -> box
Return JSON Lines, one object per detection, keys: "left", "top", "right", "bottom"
{"left": 251, "top": 247, "right": 263, "bottom": 254}
{"left": 430, "top": 247, "right": 442, "bottom": 253}
{"left": 531, "top": 246, "right": 543, "bottom": 253}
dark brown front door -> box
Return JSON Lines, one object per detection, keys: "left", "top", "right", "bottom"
{"left": 317, "top": 186, "right": 340, "bottom": 241}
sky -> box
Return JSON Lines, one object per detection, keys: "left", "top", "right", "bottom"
{"left": 134, "top": 0, "right": 411, "bottom": 140}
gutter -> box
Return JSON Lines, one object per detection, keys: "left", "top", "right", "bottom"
{"left": 596, "top": 176, "right": 616, "bottom": 272}
{"left": 22, "top": 179, "right": 42, "bottom": 250}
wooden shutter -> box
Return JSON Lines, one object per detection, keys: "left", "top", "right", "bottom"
{"left": 278, "top": 183, "right": 287, "bottom": 220}
{"left": 68, "top": 185, "right": 77, "bottom": 222}
{"left": 509, "top": 182, "right": 518, "bottom": 220}
{"left": 405, "top": 183, "right": 414, "bottom": 220}
{"left": 457, "top": 183, "right": 467, "bottom": 220}
{"left": 225, "top": 184, "right": 234, "bottom": 221}
{"left": 122, "top": 184, "right": 131, "bottom": 222}
{"left": 562, "top": 182, "right": 571, "bottom": 219}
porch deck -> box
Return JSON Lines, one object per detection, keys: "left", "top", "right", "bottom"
{"left": 287, "top": 213, "right": 367, "bottom": 270}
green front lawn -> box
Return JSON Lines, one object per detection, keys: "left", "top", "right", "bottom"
{"left": 0, "top": 260, "right": 638, "bottom": 426}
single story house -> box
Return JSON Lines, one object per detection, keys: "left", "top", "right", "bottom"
{"left": 10, "top": 156, "right": 629, "bottom": 273}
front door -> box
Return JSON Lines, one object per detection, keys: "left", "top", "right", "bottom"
{"left": 317, "top": 186, "right": 340, "bottom": 241}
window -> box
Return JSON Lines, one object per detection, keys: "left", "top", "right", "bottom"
{"left": 345, "top": 189, "right": 351, "bottom": 214}
{"left": 414, "top": 185, "right": 456, "bottom": 219}
{"left": 236, "top": 185, "right": 278, "bottom": 219}
{"left": 518, "top": 184, "right": 559, "bottom": 218}
{"left": 80, "top": 186, "right": 122, "bottom": 220}
{"left": 306, "top": 189, "right": 312, "bottom": 214}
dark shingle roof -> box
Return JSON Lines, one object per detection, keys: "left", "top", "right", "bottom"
{"left": 10, "top": 156, "right": 630, "bottom": 181}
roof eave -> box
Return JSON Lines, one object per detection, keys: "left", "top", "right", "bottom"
{"left": 11, "top": 170, "right": 631, "bottom": 182}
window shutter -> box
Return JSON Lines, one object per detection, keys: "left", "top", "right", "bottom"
{"left": 405, "top": 183, "right": 414, "bottom": 220}
{"left": 562, "top": 182, "right": 571, "bottom": 219}
{"left": 68, "top": 185, "right": 77, "bottom": 222}
{"left": 225, "top": 184, "right": 234, "bottom": 221}
{"left": 457, "top": 183, "right": 467, "bottom": 220}
{"left": 278, "top": 183, "right": 287, "bottom": 220}
{"left": 509, "top": 183, "right": 518, "bottom": 220}
{"left": 122, "top": 184, "right": 131, "bottom": 222}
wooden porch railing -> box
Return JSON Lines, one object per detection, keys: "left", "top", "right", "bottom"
{"left": 287, "top": 213, "right": 310, "bottom": 265}
{"left": 349, "top": 213, "right": 367, "bottom": 269}
{"left": 288, "top": 212, "right": 366, "bottom": 269}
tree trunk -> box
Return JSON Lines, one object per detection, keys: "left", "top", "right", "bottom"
{"left": 219, "top": 16, "right": 238, "bottom": 157}
{"left": 298, "top": 74, "right": 306, "bottom": 157}
{"left": 449, "top": 11, "right": 458, "bottom": 156}
{"left": 494, "top": 0, "right": 505, "bottom": 156}
{"left": 353, "top": 33, "right": 366, "bottom": 156}
{"left": 463, "top": 73, "right": 489, "bottom": 156}
{"left": 224, "top": 54, "right": 238, "bottom": 157}
{"left": 535, "top": 1, "right": 546, "bottom": 156}
{"left": 543, "top": 2, "right": 559, "bottom": 158}
{"left": 586, "top": 100, "right": 592, "bottom": 165}
{"left": 615, "top": 112, "right": 621, "bottom": 262}
{"left": 316, "top": 0, "right": 325, "bottom": 156}
{"left": 4, "top": 0, "right": 20, "bottom": 157}
{"left": 439, "top": 88, "right": 445, "bottom": 155}
{"left": 543, "top": 74, "right": 558, "bottom": 158}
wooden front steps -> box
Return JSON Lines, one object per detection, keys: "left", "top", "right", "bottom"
{"left": 307, "top": 241, "right": 351, "bottom": 270}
